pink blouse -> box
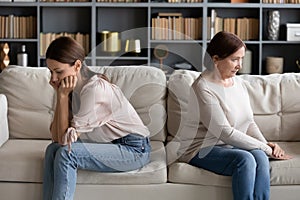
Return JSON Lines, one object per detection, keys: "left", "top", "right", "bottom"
{"left": 65, "top": 75, "right": 150, "bottom": 146}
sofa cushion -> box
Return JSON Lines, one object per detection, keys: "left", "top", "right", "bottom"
{"left": 77, "top": 141, "right": 167, "bottom": 184}
{"left": 0, "top": 140, "right": 167, "bottom": 184}
{"left": 0, "top": 65, "right": 167, "bottom": 142}
{"left": 89, "top": 66, "right": 167, "bottom": 142}
{"left": 167, "top": 69, "right": 200, "bottom": 141}
{"left": 0, "top": 66, "right": 55, "bottom": 139}
{"left": 168, "top": 142, "right": 300, "bottom": 186}
{"left": 168, "top": 162, "right": 232, "bottom": 187}
{"left": 241, "top": 73, "right": 300, "bottom": 141}
{"left": 269, "top": 142, "right": 300, "bottom": 185}
{"left": 0, "top": 94, "right": 9, "bottom": 147}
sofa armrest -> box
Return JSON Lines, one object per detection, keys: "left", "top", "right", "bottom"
{"left": 0, "top": 94, "right": 9, "bottom": 147}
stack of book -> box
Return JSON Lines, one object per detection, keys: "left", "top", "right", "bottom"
{"left": 0, "top": 15, "right": 37, "bottom": 39}
{"left": 40, "top": 32, "right": 90, "bottom": 56}
{"left": 151, "top": 12, "right": 202, "bottom": 40}
{"left": 208, "top": 9, "right": 259, "bottom": 40}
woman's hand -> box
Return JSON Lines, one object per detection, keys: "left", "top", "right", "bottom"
{"left": 58, "top": 75, "right": 77, "bottom": 97}
{"left": 62, "top": 127, "right": 79, "bottom": 153}
{"left": 268, "top": 142, "right": 292, "bottom": 160}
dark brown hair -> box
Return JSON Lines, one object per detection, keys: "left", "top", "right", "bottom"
{"left": 203, "top": 31, "right": 246, "bottom": 70}
{"left": 46, "top": 36, "right": 109, "bottom": 81}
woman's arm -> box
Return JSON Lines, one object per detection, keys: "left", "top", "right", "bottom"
{"left": 50, "top": 76, "right": 77, "bottom": 144}
{"left": 50, "top": 94, "right": 69, "bottom": 144}
{"left": 197, "top": 88, "right": 273, "bottom": 155}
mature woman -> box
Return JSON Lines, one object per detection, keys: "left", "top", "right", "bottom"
{"left": 178, "top": 31, "right": 291, "bottom": 200}
{"left": 43, "top": 36, "right": 151, "bottom": 200}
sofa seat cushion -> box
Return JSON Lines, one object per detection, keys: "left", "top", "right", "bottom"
{"left": 0, "top": 140, "right": 167, "bottom": 184}
{"left": 77, "top": 141, "right": 167, "bottom": 184}
{"left": 168, "top": 142, "right": 300, "bottom": 186}
{"left": 269, "top": 142, "right": 300, "bottom": 185}
{"left": 0, "top": 139, "right": 49, "bottom": 183}
{"left": 168, "top": 162, "right": 232, "bottom": 187}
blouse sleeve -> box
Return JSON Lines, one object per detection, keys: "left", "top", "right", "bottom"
{"left": 197, "top": 87, "right": 272, "bottom": 156}
{"left": 71, "top": 79, "right": 112, "bottom": 133}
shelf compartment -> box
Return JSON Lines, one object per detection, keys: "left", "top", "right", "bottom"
{"left": 262, "top": 8, "right": 300, "bottom": 41}
{"left": 96, "top": 8, "right": 148, "bottom": 59}
{"left": 40, "top": 7, "right": 91, "bottom": 34}
{"left": 150, "top": 42, "right": 203, "bottom": 72}
{"left": 262, "top": 44, "right": 300, "bottom": 74}
{"left": 207, "top": 7, "right": 259, "bottom": 40}
{"left": 0, "top": 6, "right": 37, "bottom": 39}
{"left": 151, "top": 7, "right": 203, "bottom": 40}
{"left": 4, "top": 41, "right": 37, "bottom": 67}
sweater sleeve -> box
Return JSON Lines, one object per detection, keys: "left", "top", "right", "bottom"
{"left": 197, "top": 87, "right": 272, "bottom": 156}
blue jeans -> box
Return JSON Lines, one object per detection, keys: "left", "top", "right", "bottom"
{"left": 189, "top": 146, "right": 270, "bottom": 200}
{"left": 43, "top": 134, "right": 151, "bottom": 200}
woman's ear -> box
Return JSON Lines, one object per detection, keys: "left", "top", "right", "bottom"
{"left": 74, "top": 60, "right": 82, "bottom": 72}
{"left": 212, "top": 55, "right": 219, "bottom": 63}
{"left": 212, "top": 55, "right": 219, "bottom": 66}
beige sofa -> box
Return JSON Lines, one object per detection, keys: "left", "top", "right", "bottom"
{"left": 0, "top": 65, "right": 299, "bottom": 200}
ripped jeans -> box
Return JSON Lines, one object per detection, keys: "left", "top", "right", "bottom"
{"left": 43, "top": 133, "right": 151, "bottom": 200}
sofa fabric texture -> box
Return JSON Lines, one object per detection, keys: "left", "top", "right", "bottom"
{"left": 0, "top": 65, "right": 300, "bottom": 200}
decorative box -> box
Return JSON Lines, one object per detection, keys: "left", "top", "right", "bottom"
{"left": 286, "top": 23, "right": 300, "bottom": 41}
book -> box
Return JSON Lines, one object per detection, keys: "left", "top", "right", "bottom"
{"left": 13, "top": 0, "right": 36, "bottom": 2}
{"left": 210, "top": 9, "right": 216, "bottom": 39}
{"left": 158, "top": 12, "right": 183, "bottom": 17}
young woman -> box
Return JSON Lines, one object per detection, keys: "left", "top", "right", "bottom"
{"left": 43, "top": 36, "right": 151, "bottom": 200}
{"left": 178, "top": 31, "right": 291, "bottom": 200}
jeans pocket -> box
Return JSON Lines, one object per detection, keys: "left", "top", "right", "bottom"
{"left": 123, "top": 134, "right": 151, "bottom": 154}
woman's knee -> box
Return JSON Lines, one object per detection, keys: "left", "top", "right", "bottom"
{"left": 234, "top": 150, "right": 257, "bottom": 171}
{"left": 45, "top": 142, "right": 61, "bottom": 158}
{"left": 55, "top": 146, "right": 71, "bottom": 161}
{"left": 251, "top": 149, "right": 270, "bottom": 169}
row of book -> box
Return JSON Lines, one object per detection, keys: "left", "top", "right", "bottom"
{"left": 151, "top": 13, "right": 202, "bottom": 40}
{"left": 208, "top": 17, "right": 259, "bottom": 40}
{"left": 40, "top": 0, "right": 90, "bottom": 2}
{"left": 0, "top": 0, "right": 36, "bottom": 2}
{"left": 0, "top": 15, "right": 37, "bottom": 39}
{"left": 263, "top": 0, "right": 300, "bottom": 3}
{"left": 96, "top": 0, "right": 143, "bottom": 2}
{"left": 165, "top": 0, "right": 203, "bottom": 2}
{"left": 40, "top": 33, "right": 90, "bottom": 57}
{"left": 209, "top": 9, "right": 259, "bottom": 40}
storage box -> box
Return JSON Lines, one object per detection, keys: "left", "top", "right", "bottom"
{"left": 286, "top": 23, "right": 300, "bottom": 41}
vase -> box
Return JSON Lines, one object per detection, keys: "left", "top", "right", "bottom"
{"left": 267, "top": 10, "right": 280, "bottom": 40}
{"left": 266, "top": 56, "right": 284, "bottom": 74}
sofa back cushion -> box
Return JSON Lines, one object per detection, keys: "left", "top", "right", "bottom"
{"left": 241, "top": 73, "right": 300, "bottom": 141}
{"left": 167, "top": 70, "right": 300, "bottom": 144}
{"left": 0, "top": 66, "right": 55, "bottom": 139}
{"left": 89, "top": 66, "right": 167, "bottom": 142}
{"left": 0, "top": 65, "right": 167, "bottom": 142}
